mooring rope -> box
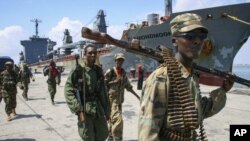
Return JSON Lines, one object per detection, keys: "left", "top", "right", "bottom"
{"left": 223, "top": 13, "right": 250, "bottom": 26}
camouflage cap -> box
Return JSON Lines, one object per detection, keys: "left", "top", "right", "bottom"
{"left": 170, "top": 13, "right": 208, "bottom": 35}
{"left": 114, "top": 53, "right": 125, "bottom": 60}
{"left": 5, "top": 61, "right": 13, "bottom": 66}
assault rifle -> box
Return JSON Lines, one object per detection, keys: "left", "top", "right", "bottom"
{"left": 75, "top": 54, "right": 86, "bottom": 121}
{"left": 81, "top": 27, "right": 250, "bottom": 87}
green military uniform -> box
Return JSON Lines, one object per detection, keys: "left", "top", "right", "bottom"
{"left": 19, "top": 62, "right": 33, "bottom": 100}
{"left": 104, "top": 67, "right": 134, "bottom": 141}
{"left": 44, "top": 62, "right": 60, "bottom": 104}
{"left": 0, "top": 62, "right": 18, "bottom": 120}
{"left": 64, "top": 63, "right": 109, "bottom": 141}
{"left": 0, "top": 71, "right": 3, "bottom": 103}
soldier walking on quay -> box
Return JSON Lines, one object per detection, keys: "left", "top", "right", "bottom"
{"left": 138, "top": 13, "right": 234, "bottom": 141}
{"left": 0, "top": 66, "right": 4, "bottom": 104}
{"left": 43, "top": 60, "right": 60, "bottom": 105}
{"left": 18, "top": 62, "right": 34, "bottom": 101}
{"left": 64, "top": 44, "right": 110, "bottom": 141}
{"left": 104, "top": 53, "right": 139, "bottom": 141}
{"left": 137, "top": 64, "right": 144, "bottom": 90}
{"left": 0, "top": 61, "right": 19, "bottom": 121}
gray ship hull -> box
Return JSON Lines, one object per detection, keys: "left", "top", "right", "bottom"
{"left": 99, "top": 3, "right": 250, "bottom": 86}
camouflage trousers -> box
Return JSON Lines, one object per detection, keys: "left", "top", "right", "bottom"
{"left": 47, "top": 82, "right": 56, "bottom": 101}
{"left": 78, "top": 115, "right": 108, "bottom": 141}
{"left": 0, "top": 91, "right": 2, "bottom": 103}
{"left": 3, "top": 93, "right": 17, "bottom": 115}
{"left": 22, "top": 82, "right": 29, "bottom": 98}
{"left": 108, "top": 95, "right": 123, "bottom": 141}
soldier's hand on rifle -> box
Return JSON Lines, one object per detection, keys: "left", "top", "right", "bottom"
{"left": 222, "top": 78, "right": 234, "bottom": 92}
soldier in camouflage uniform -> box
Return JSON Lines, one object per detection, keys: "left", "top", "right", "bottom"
{"left": 64, "top": 44, "right": 109, "bottom": 141}
{"left": 104, "top": 53, "right": 139, "bottom": 141}
{"left": 138, "top": 13, "right": 234, "bottom": 141}
{"left": 19, "top": 62, "right": 34, "bottom": 101}
{"left": 0, "top": 61, "right": 18, "bottom": 121}
{"left": 43, "top": 60, "right": 60, "bottom": 105}
{"left": 0, "top": 68, "right": 3, "bottom": 103}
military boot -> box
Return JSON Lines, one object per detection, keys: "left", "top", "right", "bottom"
{"left": 6, "top": 114, "right": 11, "bottom": 121}
{"left": 23, "top": 93, "right": 28, "bottom": 101}
{"left": 51, "top": 99, "right": 55, "bottom": 105}
{"left": 12, "top": 109, "right": 16, "bottom": 116}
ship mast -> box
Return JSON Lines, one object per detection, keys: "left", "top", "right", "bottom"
{"left": 165, "top": 0, "right": 172, "bottom": 16}
{"left": 30, "top": 18, "right": 42, "bottom": 38}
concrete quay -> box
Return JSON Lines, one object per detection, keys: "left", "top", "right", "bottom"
{"left": 0, "top": 73, "right": 250, "bottom": 141}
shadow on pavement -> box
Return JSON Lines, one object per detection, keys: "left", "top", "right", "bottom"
{"left": 55, "top": 101, "right": 67, "bottom": 104}
{"left": 123, "top": 110, "right": 136, "bottom": 119}
{"left": 4, "top": 138, "right": 36, "bottom": 141}
{"left": 123, "top": 104, "right": 133, "bottom": 108}
{"left": 13, "top": 114, "right": 42, "bottom": 120}
{"left": 28, "top": 98, "right": 46, "bottom": 101}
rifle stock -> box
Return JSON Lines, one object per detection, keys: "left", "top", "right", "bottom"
{"left": 82, "top": 27, "right": 163, "bottom": 61}
{"left": 81, "top": 27, "right": 250, "bottom": 87}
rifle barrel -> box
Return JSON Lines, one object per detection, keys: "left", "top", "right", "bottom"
{"left": 193, "top": 64, "right": 250, "bottom": 87}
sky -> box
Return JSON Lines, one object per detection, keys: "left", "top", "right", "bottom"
{"left": 0, "top": 0, "right": 249, "bottom": 65}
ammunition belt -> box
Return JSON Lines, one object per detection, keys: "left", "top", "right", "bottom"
{"left": 159, "top": 47, "right": 209, "bottom": 141}
{"left": 161, "top": 47, "right": 199, "bottom": 129}
{"left": 159, "top": 128, "right": 197, "bottom": 141}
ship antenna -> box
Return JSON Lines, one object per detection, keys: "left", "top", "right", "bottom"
{"left": 31, "top": 18, "right": 42, "bottom": 38}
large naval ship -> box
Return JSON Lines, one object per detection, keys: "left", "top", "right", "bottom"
{"left": 21, "top": 1, "right": 250, "bottom": 86}
{"left": 20, "top": 10, "right": 107, "bottom": 69}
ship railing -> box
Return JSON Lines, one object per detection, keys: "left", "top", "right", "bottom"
{"left": 97, "top": 47, "right": 112, "bottom": 55}
{"left": 55, "top": 54, "right": 75, "bottom": 62}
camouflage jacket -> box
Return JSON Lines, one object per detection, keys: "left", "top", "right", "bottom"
{"left": 0, "top": 70, "right": 2, "bottom": 101}
{"left": 104, "top": 67, "right": 133, "bottom": 104}
{"left": 19, "top": 65, "right": 33, "bottom": 84}
{"left": 138, "top": 63, "right": 227, "bottom": 141}
{"left": 0, "top": 70, "right": 18, "bottom": 97}
{"left": 64, "top": 63, "right": 110, "bottom": 118}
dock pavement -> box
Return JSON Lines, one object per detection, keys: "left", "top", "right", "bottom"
{"left": 0, "top": 72, "right": 250, "bottom": 141}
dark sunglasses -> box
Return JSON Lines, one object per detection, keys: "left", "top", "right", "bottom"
{"left": 174, "top": 32, "right": 207, "bottom": 40}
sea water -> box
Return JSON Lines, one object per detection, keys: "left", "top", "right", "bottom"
{"left": 232, "top": 65, "right": 250, "bottom": 88}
